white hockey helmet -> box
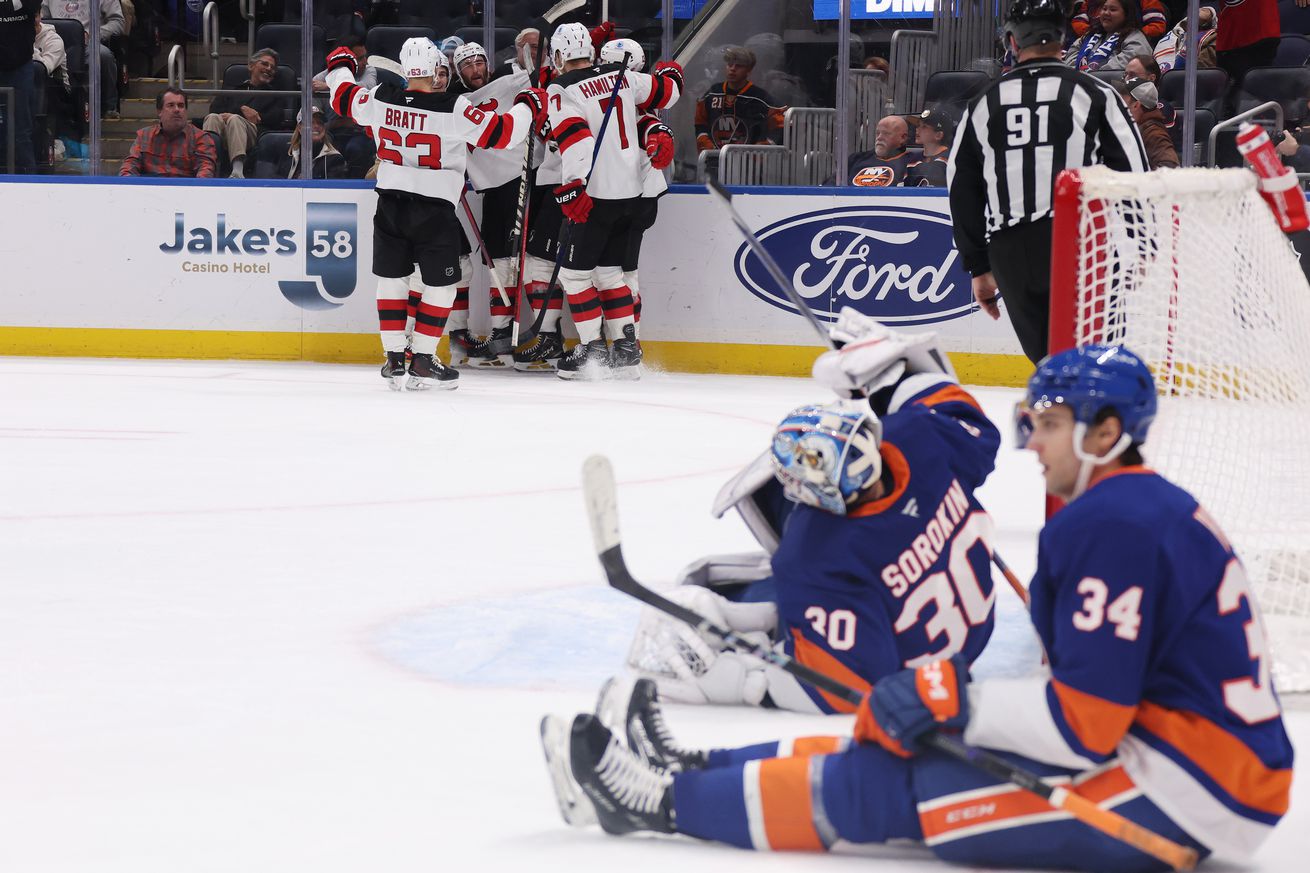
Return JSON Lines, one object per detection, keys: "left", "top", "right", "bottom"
{"left": 551, "top": 22, "right": 593, "bottom": 71}
{"left": 600, "top": 38, "right": 645, "bottom": 72}
{"left": 453, "top": 41, "right": 488, "bottom": 70}
{"left": 399, "top": 37, "right": 441, "bottom": 80}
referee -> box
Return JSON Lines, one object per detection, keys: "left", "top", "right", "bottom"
{"left": 948, "top": 0, "right": 1149, "bottom": 364}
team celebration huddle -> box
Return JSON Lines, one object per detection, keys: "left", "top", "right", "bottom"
{"left": 324, "top": 17, "right": 681, "bottom": 390}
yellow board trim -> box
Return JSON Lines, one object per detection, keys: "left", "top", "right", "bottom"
{"left": 0, "top": 326, "right": 1032, "bottom": 387}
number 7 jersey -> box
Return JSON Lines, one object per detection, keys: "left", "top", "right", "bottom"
{"left": 327, "top": 67, "right": 532, "bottom": 204}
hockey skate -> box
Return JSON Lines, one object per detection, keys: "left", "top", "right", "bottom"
{"left": 539, "top": 715, "right": 598, "bottom": 827}
{"left": 446, "top": 329, "right": 479, "bottom": 367}
{"left": 380, "top": 351, "right": 408, "bottom": 391}
{"left": 595, "top": 675, "right": 707, "bottom": 772}
{"left": 609, "top": 325, "right": 643, "bottom": 381}
{"left": 512, "top": 330, "right": 564, "bottom": 372}
{"left": 556, "top": 339, "right": 612, "bottom": 381}
{"left": 468, "top": 325, "right": 514, "bottom": 369}
{"left": 407, "top": 352, "right": 459, "bottom": 391}
{"left": 570, "top": 713, "right": 675, "bottom": 836}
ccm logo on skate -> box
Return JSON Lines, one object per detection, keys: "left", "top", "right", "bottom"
{"left": 160, "top": 203, "right": 359, "bottom": 311}
{"left": 733, "top": 206, "right": 974, "bottom": 325}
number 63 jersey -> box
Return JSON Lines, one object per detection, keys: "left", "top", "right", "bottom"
{"left": 766, "top": 377, "right": 1002, "bottom": 714}
{"left": 327, "top": 68, "right": 532, "bottom": 204}
{"left": 963, "top": 469, "right": 1294, "bottom": 859}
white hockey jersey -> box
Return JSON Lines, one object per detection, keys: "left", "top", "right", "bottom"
{"left": 463, "top": 68, "right": 532, "bottom": 191}
{"left": 327, "top": 67, "right": 532, "bottom": 204}
{"left": 546, "top": 62, "right": 681, "bottom": 200}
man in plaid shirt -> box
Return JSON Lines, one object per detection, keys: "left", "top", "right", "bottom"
{"left": 119, "top": 88, "right": 217, "bottom": 178}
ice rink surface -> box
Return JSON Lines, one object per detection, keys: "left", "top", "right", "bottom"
{"left": 1, "top": 357, "right": 1305, "bottom": 873}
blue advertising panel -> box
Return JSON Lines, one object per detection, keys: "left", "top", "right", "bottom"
{"left": 812, "top": 0, "right": 936, "bottom": 20}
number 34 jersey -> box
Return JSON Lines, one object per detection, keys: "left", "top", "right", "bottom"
{"left": 327, "top": 67, "right": 532, "bottom": 204}
{"left": 964, "top": 469, "right": 1294, "bottom": 859}
{"left": 767, "top": 377, "right": 1002, "bottom": 714}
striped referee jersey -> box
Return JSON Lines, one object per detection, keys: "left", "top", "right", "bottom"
{"left": 947, "top": 58, "right": 1149, "bottom": 276}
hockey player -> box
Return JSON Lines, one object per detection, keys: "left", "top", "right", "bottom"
{"left": 325, "top": 39, "right": 547, "bottom": 390}
{"left": 441, "top": 41, "right": 535, "bottom": 369}
{"left": 545, "top": 343, "right": 1295, "bottom": 872}
{"left": 598, "top": 38, "right": 676, "bottom": 340}
{"left": 543, "top": 22, "right": 682, "bottom": 379}
{"left": 621, "top": 310, "right": 1000, "bottom": 712}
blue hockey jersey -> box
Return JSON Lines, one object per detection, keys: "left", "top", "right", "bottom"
{"left": 768, "top": 377, "right": 1001, "bottom": 713}
{"left": 963, "top": 468, "right": 1294, "bottom": 859}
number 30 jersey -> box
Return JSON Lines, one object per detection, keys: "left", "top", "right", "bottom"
{"left": 327, "top": 68, "right": 531, "bottom": 204}
{"left": 547, "top": 62, "right": 681, "bottom": 200}
{"left": 964, "top": 469, "right": 1294, "bottom": 859}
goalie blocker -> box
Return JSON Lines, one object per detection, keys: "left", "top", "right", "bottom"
{"left": 627, "top": 310, "right": 1004, "bottom": 712}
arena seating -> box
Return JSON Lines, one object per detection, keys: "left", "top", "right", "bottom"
{"left": 365, "top": 25, "right": 436, "bottom": 62}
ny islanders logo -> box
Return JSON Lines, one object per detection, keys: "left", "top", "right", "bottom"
{"left": 852, "top": 165, "right": 896, "bottom": 187}
{"left": 733, "top": 205, "right": 974, "bottom": 326}
{"left": 277, "top": 202, "right": 359, "bottom": 310}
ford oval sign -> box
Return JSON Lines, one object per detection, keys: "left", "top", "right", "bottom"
{"left": 733, "top": 205, "right": 975, "bottom": 326}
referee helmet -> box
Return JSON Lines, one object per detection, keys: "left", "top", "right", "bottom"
{"left": 1003, "top": 0, "right": 1068, "bottom": 50}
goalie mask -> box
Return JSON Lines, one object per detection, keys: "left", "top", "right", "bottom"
{"left": 599, "top": 38, "right": 645, "bottom": 72}
{"left": 771, "top": 402, "right": 883, "bottom": 515}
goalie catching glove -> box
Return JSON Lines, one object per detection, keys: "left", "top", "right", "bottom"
{"left": 812, "top": 306, "right": 956, "bottom": 399}
{"left": 854, "top": 655, "right": 970, "bottom": 757}
{"left": 625, "top": 585, "right": 777, "bottom": 705}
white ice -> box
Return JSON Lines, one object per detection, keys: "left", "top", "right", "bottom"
{"left": 0, "top": 358, "right": 1304, "bottom": 873}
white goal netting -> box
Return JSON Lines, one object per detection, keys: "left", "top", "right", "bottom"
{"left": 1065, "top": 166, "right": 1310, "bottom": 693}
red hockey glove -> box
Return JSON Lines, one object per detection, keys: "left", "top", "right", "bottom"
{"left": 533, "top": 66, "right": 555, "bottom": 89}
{"left": 853, "top": 656, "right": 970, "bottom": 758}
{"left": 514, "top": 86, "right": 550, "bottom": 136}
{"left": 589, "top": 20, "right": 616, "bottom": 54}
{"left": 554, "top": 179, "right": 593, "bottom": 224}
{"left": 653, "top": 60, "right": 684, "bottom": 92}
{"left": 325, "top": 46, "right": 359, "bottom": 77}
{"left": 644, "top": 122, "right": 675, "bottom": 170}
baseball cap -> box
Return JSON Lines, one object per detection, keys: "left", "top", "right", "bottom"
{"left": 909, "top": 107, "right": 957, "bottom": 140}
{"left": 296, "top": 105, "right": 325, "bottom": 124}
{"left": 1124, "top": 76, "right": 1158, "bottom": 110}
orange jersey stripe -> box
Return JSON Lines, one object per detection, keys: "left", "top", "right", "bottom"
{"left": 790, "top": 629, "right": 871, "bottom": 713}
{"left": 758, "top": 756, "right": 825, "bottom": 850}
{"left": 1135, "top": 702, "right": 1291, "bottom": 816}
{"left": 1052, "top": 679, "right": 1137, "bottom": 756}
{"left": 790, "top": 736, "right": 846, "bottom": 757}
{"left": 849, "top": 441, "right": 911, "bottom": 518}
{"left": 915, "top": 384, "right": 984, "bottom": 414}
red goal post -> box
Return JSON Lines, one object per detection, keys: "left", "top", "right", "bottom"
{"left": 1047, "top": 165, "right": 1310, "bottom": 693}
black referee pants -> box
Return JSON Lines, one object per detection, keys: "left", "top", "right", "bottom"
{"left": 989, "top": 218, "right": 1053, "bottom": 365}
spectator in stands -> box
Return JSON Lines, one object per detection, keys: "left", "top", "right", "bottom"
{"left": 1123, "top": 53, "right": 1177, "bottom": 125}
{"left": 1119, "top": 76, "right": 1179, "bottom": 168}
{"left": 203, "top": 48, "right": 293, "bottom": 179}
{"left": 835, "top": 114, "right": 917, "bottom": 187}
{"left": 1065, "top": 0, "right": 1152, "bottom": 72}
{"left": 119, "top": 88, "right": 217, "bottom": 177}
{"left": 902, "top": 108, "right": 953, "bottom": 187}
{"left": 278, "top": 106, "right": 347, "bottom": 179}
{"left": 312, "top": 31, "right": 376, "bottom": 176}
{"left": 694, "top": 46, "right": 784, "bottom": 152}
{"left": 1071, "top": 0, "right": 1168, "bottom": 43}
{"left": 1153, "top": 5, "right": 1218, "bottom": 72}
{"left": 1216, "top": 0, "right": 1282, "bottom": 86}
{"left": 31, "top": 9, "right": 65, "bottom": 165}
{"left": 511, "top": 27, "right": 539, "bottom": 73}
{"left": 40, "top": 0, "right": 124, "bottom": 119}
{"left": 865, "top": 56, "right": 890, "bottom": 77}
{"left": 1, "top": 0, "right": 38, "bottom": 173}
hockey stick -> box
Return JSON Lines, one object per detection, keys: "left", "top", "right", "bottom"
{"left": 458, "top": 189, "right": 512, "bottom": 310}
{"left": 581, "top": 455, "right": 1198, "bottom": 873}
{"left": 519, "top": 51, "right": 632, "bottom": 348}
{"left": 705, "top": 177, "right": 1030, "bottom": 608}
{"left": 505, "top": 0, "right": 586, "bottom": 347}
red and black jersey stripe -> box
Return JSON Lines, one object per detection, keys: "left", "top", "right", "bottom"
{"left": 553, "top": 116, "right": 591, "bottom": 153}
{"left": 332, "top": 83, "right": 362, "bottom": 121}
{"left": 638, "top": 73, "right": 678, "bottom": 111}
{"left": 476, "top": 113, "right": 516, "bottom": 150}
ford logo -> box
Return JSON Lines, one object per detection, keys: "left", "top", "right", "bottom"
{"left": 733, "top": 205, "right": 976, "bottom": 326}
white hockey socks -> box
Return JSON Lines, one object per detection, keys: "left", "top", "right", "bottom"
{"left": 560, "top": 266, "right": 603, "bottom": 344}
{"left": 595, "top": 265, "right": 636, "bottom": 341}
{"left": 376, "top": 276, "right": 411, "bottom": 354}
{"left": 446, "top": 254, "right": 474, "bottom": 333}
{"left": 526, "top": 255, "right": 563, "bottom": 332}
{"left": 409, "top": 283, "right": 457, "bottom": 355}
{"left": 489, "top": 257, "right": 517, "bottom": 329}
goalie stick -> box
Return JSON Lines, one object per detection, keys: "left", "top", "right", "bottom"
{"left": 581, "top": 454, "right": 1198, "bottom": 873}
{"left": 705, "top": 177, "right": 1030, "bottom": 608}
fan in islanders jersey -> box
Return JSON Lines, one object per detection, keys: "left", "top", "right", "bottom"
{"left": 544, "top": 344, "right": 1294, "bottom": 873}
{"left": 324, "top": 38, "right": 548, "bottom": 391}
{"left": 622, "top": 309, "right": 1001, "bottom": 713}
{"left": 543, "top": 22, "right": 683, "bottom": 380}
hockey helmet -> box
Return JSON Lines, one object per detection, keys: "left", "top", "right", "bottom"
{"left": 771, "top": 401, "right": 883, "bottom": 516}
{"left": 438, "top": 35, "right": 464, "bottom": 59}
{"left": 453, "top": 41, "right": 489, "bottom": 86}
{"left": 600, "top": 38, "right": 645, "bottom": 72}
{"left": 551, "top": 22, "right": 593, "bottom": 71}
{"left": 399, "top": 37, "right": 442, "bottom": 80}
{"left": 1017, "top": 344, "right": 1157, "bottom": 448}
{"left": 1003, "top": 0, "right": 1068, "bottom": 51}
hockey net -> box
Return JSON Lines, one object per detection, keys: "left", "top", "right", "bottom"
{"left": 1050, "top": 166, "right": 1310, "bottom": 693}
